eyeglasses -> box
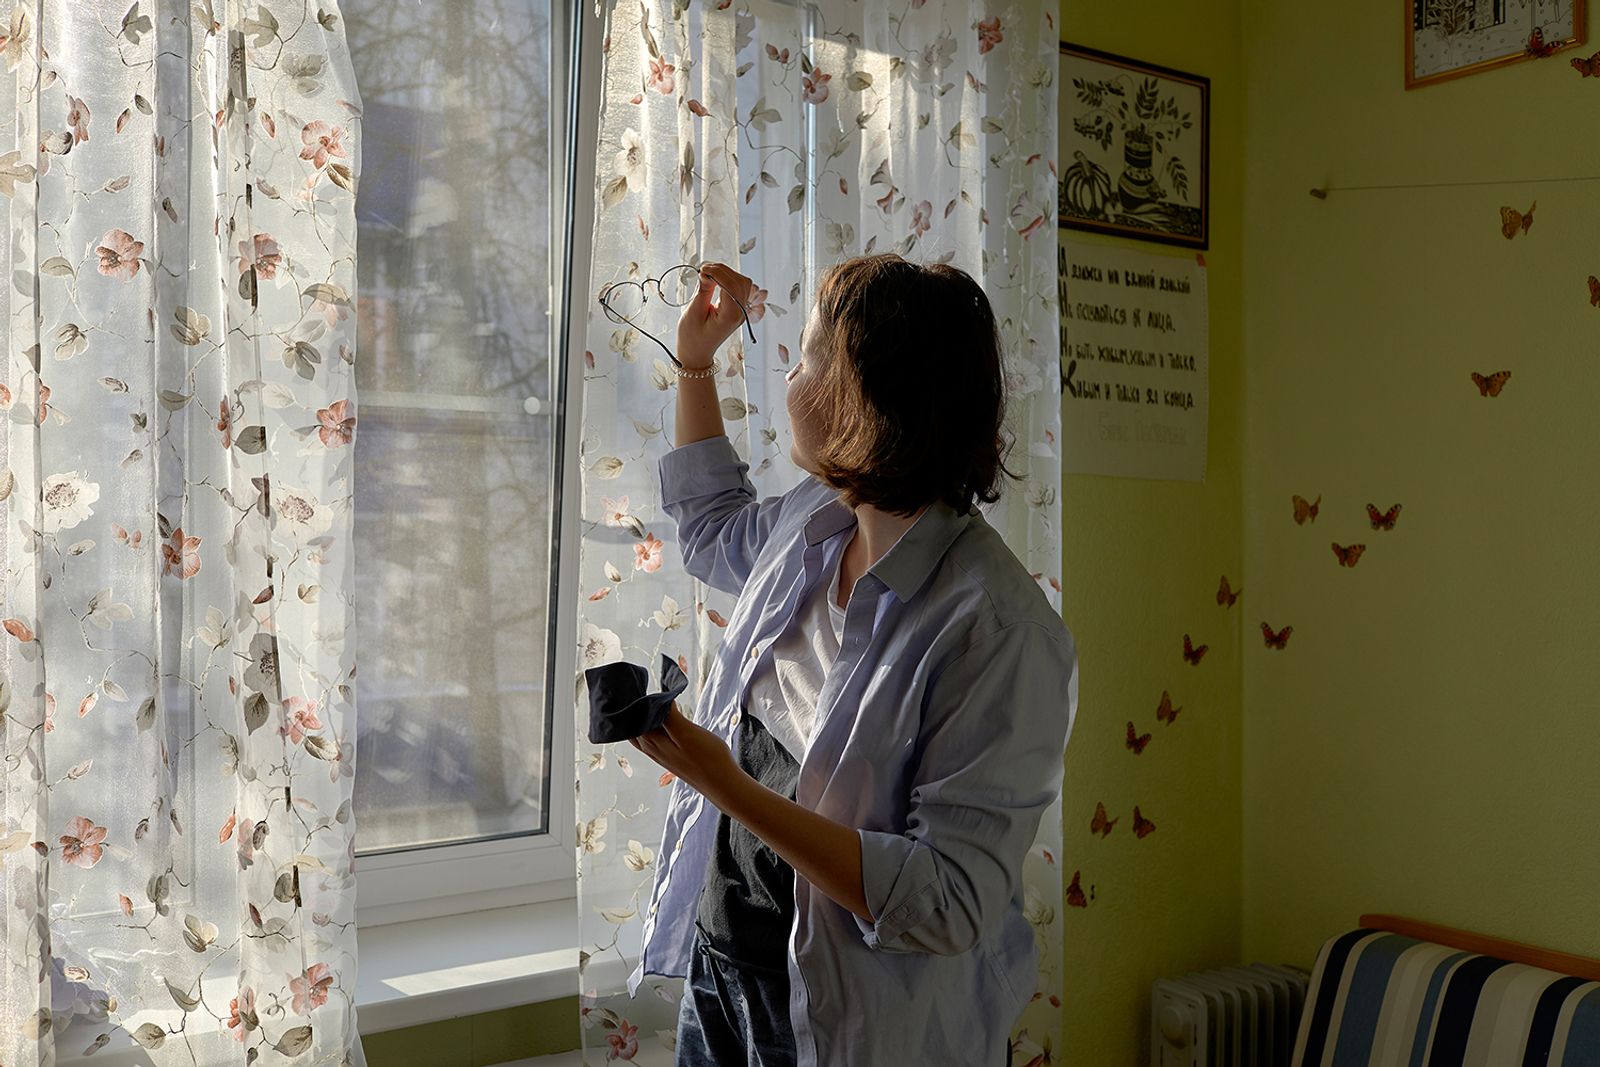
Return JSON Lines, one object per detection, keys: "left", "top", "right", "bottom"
{"left": 598, "top": 263, "right": 757, "bottom": 369}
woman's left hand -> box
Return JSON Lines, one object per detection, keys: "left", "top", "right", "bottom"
{"left": 628, "top": 703, "right": 741, "bottom": 802}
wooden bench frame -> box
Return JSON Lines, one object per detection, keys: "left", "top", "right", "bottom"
{"left": 1360, "top": 914, "right": 1600, "bottom": 983}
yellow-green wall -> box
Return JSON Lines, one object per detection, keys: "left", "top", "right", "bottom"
{"left": 1060, "top": 3, "right": 1245, "bottom": 1065}
{"left": 362, "top": 999, "right": 578, "bottom": 1066}
{"left": 1240, "top": 0, "right": 1600, "bottom": 969}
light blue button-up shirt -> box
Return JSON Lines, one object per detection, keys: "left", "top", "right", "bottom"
{"left": 630, "top": 434, "right": 1077, "bottom": 1066}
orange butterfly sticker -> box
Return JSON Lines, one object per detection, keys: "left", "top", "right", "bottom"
{"left": 1182, "top": 634, "right": 1208, "bottom": 665}
{"left": 1331, "top": 542, "right": 1366, "bottom": 567}
{"left": 1260, "top": 622, "right": 1293, "bottom": 650}
{"left": 1471, "top": 370, "right": 1511, "bottom": 397}
{"left": 1366, "top": 503, "right": 1402, "bottom": 531}
{"left": 1090, "top": 801, "right": 1118, "bottom": 838}
{"left": 1292, "top": 494, "right": 1321, "bottom": 525}
{"left": 1500, "top": 202, "right": 1535, "bottom": 239}
{"left": 1067, "top": 870, "right": 1089, "bottom": 908}
{"left": 1588, "top": 275, "right": 1599, "bottom": 307}
{"left": 1217, "top": 575, "right": 1240, "bottom": 608}
{"left": 1156, "top": 690, "right": 1182, "bottom": 725}
{"left": 1525, "top": 27, "right": 1561, "bottom": 57}
{"left": 1574, "top": 50, "right": 1600, "bottom": 76}
{"left": 1125, "top": 721, "right": 1152, "bottom": 755}
{"left": 1132, "top": 806, "right": 1157, "bottom": 839}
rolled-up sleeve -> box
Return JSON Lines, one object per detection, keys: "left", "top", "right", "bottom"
{"left": 658, "top": 435, "right": 810, "bottom": 596}
{"left": 855, "top": 620, "right": 1078, "bottom": 956}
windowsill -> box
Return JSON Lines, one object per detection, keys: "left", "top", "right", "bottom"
{"left": 355, "top": 897, "right": 588, "bottom": 1033}
{"left": 55, "top": 898, "right": 612, "bottom": 1067}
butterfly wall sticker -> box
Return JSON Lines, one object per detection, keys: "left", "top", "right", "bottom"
{"left": 1217, "top": 575, "right": 1240, "bottom": 608}
{"left": 1125, "top": 721, "right": 1152, "bottom": 755}
{"left": 1366, "top": 503, "right": 1402, "bottom": 531}
{"left": 1182, "top": 634, "right": 1208, "bottom": 665}
{"left": 1471, "top": 370, "right": 1511, "bottom": 397}
{"left": 1156, "top": 690, "right": 1182, "bottom": 725}
{"left": 1525, "top": 27, "right": 1562, "bottom": 57}
{"left": 1331, "top": 542, "right": 1366, "bottom": 568}
{"left": 1067, "top": 870, "right": 1090, "bottom": 908}
{"left": 1500, "top": 202, "right": 1535, "bottom": 239}
{"left": 1132, "top": 807, "right": 1157, "bottom": 839}
{"left": 1090, "top": 802, "right": 1118, "bottom": 838}
{"left": 1574, "top": 50, "right": 1600, "bottom": 76}
{"left": 1260, "top": 622, "right": 1293, "bottom": 650}
{"left": 1292, "top": 494, "right": 1320, "bottom": 525}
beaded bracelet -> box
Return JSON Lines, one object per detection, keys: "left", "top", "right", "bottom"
{"left": 674, "top": 357, "right": 720, "bottom": 379}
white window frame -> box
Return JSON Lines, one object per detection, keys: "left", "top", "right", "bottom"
{"left": 354, "top": 0, "right": 602, "bottom": 927}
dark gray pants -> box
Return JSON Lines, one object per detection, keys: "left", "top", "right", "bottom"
{"left": 675, "top": 929, "right": 797, "bottom": 1067}
{"left": 674, "top": 927, "right": 1013, "bottom": 1065}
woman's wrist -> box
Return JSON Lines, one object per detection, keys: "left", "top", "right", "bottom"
{"left": 674, "top": 359, "right": 720, "bottom": 381}
{"left": 676, "top": 343, "right": 716, "bottom": 369}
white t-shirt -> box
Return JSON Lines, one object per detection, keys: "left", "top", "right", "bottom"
{"left": 744, "top": 544, "right": 848, "bottom": 762}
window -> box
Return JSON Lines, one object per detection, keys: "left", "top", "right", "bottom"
{"left": 343, "top": 0, "right": 592, "bottom": 918}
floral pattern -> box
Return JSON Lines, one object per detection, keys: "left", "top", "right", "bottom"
{"left": 578, "top": 0, "right": 1063, "bottom": 1061}
{"left": 94, "top": 228, "right": 145, "bottom": 281}
{"left": 0, "top": 2, "right": 362, "bottom": 1064}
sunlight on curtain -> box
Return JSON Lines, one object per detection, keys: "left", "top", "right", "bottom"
{"left": 575, "top": 1, "right": 1064, "bottom": 1060}
{"left": 0, "top": 2, "right": 364, "bottom": 1063}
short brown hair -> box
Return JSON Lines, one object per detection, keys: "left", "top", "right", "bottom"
{"left": 800, "top": 253, "right": 1020, "bottom": 518}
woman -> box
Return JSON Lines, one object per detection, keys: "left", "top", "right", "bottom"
{"left": 626, "top": 255, "right": 1077, "bottom": 1067}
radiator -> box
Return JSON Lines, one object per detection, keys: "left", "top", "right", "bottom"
{"left": 1151, "top": 963, "right": 1311, "bottom": 1067}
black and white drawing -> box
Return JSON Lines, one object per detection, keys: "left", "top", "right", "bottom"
{"left": 1407, "top": 0, "right": 1585, "bottom": 87}
{"left": 1058, "top": 43, "right": 1210, "bottom": 250}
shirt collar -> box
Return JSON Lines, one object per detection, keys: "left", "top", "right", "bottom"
{"left": 803, "top": 489, "right": 977, "bottom": 603}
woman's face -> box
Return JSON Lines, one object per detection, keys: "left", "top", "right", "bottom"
{"left": 786, "top": 303, "right": 824, "bottom": 476}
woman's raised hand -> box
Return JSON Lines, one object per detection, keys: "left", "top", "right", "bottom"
{"left": 676, "top": 262, "right": 756, "bottom": 369}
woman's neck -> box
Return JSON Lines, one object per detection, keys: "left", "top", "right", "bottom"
{"left": 846, "top": 502, "right": 929, "bottom": 575}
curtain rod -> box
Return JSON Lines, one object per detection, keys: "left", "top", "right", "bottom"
{"left": 1310, "top": 174, "right": 1600, "bottom": 198}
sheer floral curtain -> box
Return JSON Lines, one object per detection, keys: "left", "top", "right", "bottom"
{"left": 575, "top": 0, "right": 1064, "bottom": 1059}
{"left": 0, "top": 2, "right": 364, "bottom": 1064}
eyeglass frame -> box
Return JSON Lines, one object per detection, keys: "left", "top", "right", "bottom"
{"left": 597, "top": 263, "right": 758, "bottom": 369}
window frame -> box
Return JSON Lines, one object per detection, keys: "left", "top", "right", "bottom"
{"left": 353, "top": 0, "right": 602, "bottom": 926}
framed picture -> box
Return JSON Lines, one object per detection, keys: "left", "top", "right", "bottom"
{"left": 1058, "top": 43, "right": 1210, "bottom": 251}
{"left": 1407, "top": 0, "right": 1587, "bottom": 89}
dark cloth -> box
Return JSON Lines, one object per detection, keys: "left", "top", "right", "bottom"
{"left": 695, "top": 709, "right": 800, "bottom": 973}
{"left": 583, "top": 652, "right": 686, "bottom": 744}
{"left": 675, "top": 927, "right": 798, "bottom": 1067}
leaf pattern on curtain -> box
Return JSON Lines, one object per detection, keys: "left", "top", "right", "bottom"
{"left": 0, "top": 2, "right": 364, "bottom": 1064}
{"left": 576, "top": 1, "right": 1063, "bottom": 1061}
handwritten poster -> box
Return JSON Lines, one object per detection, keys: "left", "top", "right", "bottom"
{"left": 1059, "top": 239, "right": 1208, "bottom": 481}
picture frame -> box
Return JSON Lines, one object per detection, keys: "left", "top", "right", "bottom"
{"left": 1406, "top": 0, "right": 1587, "bottom": 89}
{"left": 1058, "top": 42, "right": 1210, "bottom": 251}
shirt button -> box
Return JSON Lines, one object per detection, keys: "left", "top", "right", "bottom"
{"left": 650, "top": 902, "right": 658, "bottom": 915}
{"left": 749, "top": 643, "right": 761, "bottom": 660}
{"left": 730, "top": 709, "right": 742, "bottom": 726}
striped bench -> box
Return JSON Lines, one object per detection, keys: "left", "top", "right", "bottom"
{"left": 1291, "top": 915, "right": 1600, "bottom": 1067}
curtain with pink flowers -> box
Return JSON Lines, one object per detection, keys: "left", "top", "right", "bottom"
{"left": 575, "top": 0, "right": 1066, "bottom": 1061}
{"left": 0, "top": 2, "right": 364, "bottom": 1064}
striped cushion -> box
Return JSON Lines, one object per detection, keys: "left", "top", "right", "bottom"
{"left": 1291, "top": 929, "right": 1600, "bottom": 1067}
